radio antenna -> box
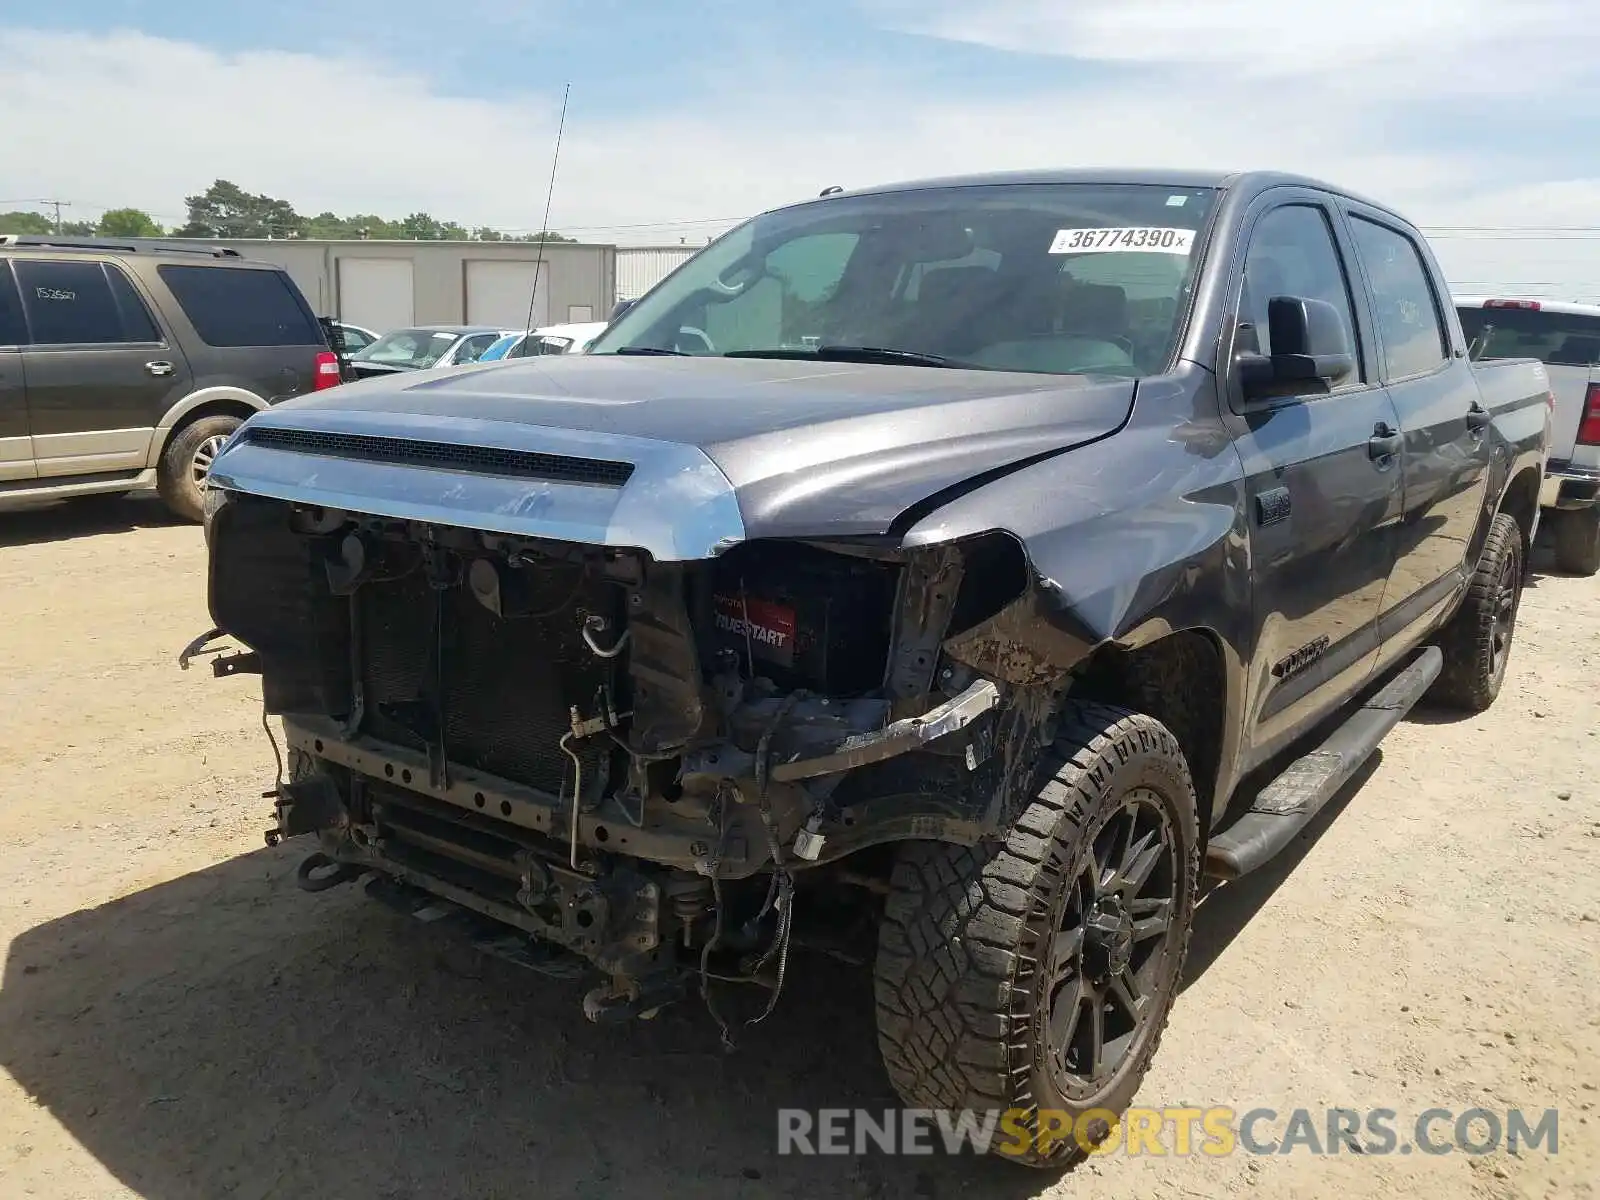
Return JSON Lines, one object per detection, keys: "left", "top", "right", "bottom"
{"left": 524, "top": 81, "right": 571, "bottom": 339}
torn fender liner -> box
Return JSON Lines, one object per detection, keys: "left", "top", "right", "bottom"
{"left": 942, "top": 583, "right": 1101, "bottom": 686}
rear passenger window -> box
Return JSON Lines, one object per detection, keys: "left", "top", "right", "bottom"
{"left": 1239, "top": 204, "right": 1362, "bottom": 381}
{"left": 0, "top": 266, "right": 23, "bottom": 346}
{"left": 1349, "top": 217, "right": 1449, "bottom": 379}
{"left": 106, "top": 266, "right": 161, "bottom": 342}
{"left": 157, "top": 265, "right": 320, "bottom": 347}
{"left": 14, "top": 260, "right": 142, "bottom": 345}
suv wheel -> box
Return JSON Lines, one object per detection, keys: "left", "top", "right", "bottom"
{"left": 158, "top": 415, "right": 242, "bottom": 523}
{"left": 873, "top": 702, "right": 1200, "bottom": 1168}
{"left": 1550, "top": 506, "right": 1600, "bottom": 577}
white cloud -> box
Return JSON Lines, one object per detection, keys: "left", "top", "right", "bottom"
{"left": 886, "top": 0, "right": 1594, "bottom": 86}
{"left": 2, "top": 21, "right": 1599, "bottom": 296}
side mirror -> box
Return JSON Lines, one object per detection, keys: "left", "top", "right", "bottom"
{"left": 609, "top": 298, "right": 637, "bottom": 321}
{"left": 1237, "top": 295, "right": 1356, "bottom": 399}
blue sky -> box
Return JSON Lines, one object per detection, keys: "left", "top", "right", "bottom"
{"left": 5, "top": 0, "right": 1600, "bottom": 294}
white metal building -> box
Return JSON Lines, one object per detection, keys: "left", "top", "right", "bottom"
{"left": 207, "top": 239, "right": 618, "bottom": 333}
{"left": 615, "top": 246, "right": 699, "bottom": 304}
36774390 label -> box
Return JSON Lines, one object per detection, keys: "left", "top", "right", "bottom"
{"left": 1049, "top": 226, "right": 1196, "bottom": 255}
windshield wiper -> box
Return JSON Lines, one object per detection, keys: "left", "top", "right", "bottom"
{"left": 726, "top": 345, "right": 959, "bottom": 368}
{"left": 819, "top": 345, "right": 955, "bottom": 367}
{"left": 612, "top": 345, "right": 686, "bottom": 356}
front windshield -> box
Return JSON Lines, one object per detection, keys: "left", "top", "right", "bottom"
{"left": 588, "top": 182, "right": 1220, "bottom": 377}
{"left": 353, "top": 328, "right": 461, "bottom": 367}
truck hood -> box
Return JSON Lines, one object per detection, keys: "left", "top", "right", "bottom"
{"left": 211, "top": 355, "right": 1137, "bottom": 560}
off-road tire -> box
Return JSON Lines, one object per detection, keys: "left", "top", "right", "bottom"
{"left": 158, "top": 414, "right": 242, "bottom": 524}
{"left": 1430, "top": 512, "right": 1524, "bottom": 713}
{"left": 873, "top": 702, "right": 1200, "bottom": 1168}
{"left": 1550, "top": 506, "right": 1600, "bottom": 577}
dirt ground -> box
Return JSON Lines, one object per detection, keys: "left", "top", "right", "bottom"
{"left": 0, "top": 495, "right": 1595, "bottom": 1200}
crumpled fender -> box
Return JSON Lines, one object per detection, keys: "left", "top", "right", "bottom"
{"left": 899, "top": 373, "right": 1252, "bottom": 701}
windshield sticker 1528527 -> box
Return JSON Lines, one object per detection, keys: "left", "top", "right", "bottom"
{"left": 1049, "top": 227, "right": 1196, "bottom": 255}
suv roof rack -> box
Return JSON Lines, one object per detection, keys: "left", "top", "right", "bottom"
{"left": 0, "top": 234, "right": 243, "bottom": 258}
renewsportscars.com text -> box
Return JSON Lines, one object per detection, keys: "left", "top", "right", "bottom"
{"left": 777, "top": 1106, "right": 1560, "bottom": 1158}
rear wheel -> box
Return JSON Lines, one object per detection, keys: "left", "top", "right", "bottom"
{"left": 873, "top": 702, "right": 1199, "bottom": 1168}
{"left": 1430, "top": 512, "right": 1524, "bottom": 712}
{"left": 1550, "top": 506, "right": 1600, "bottom": 577}
{"left": 157, "top": 414, "right": 241, "bottom": 523}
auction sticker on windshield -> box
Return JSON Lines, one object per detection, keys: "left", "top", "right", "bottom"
{"left": 1050, "top": 227, "right": 1195, "bottom": 255}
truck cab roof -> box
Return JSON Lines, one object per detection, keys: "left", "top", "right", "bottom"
{"left": 796, "top": 167, "right": 1406, "bottom": 224}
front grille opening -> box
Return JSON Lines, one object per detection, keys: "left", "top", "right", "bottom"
{"left": 244, "top": 427, "right": 635, "bottom": 486}
{"left": 375, "top": 796, "right": 521, "bottom": 905}
{"left": 372, "top": 787, "right": 567, "bottom": 911}
{"left": 358, "top": 568, "right": 617, "bottom": 797}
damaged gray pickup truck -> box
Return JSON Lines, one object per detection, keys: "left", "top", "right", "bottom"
{"left": 188, "top": 169, "right": 1550, "bottom": 1166}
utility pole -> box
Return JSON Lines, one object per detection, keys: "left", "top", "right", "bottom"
{"left": 35, "top": 199, "right": 69, "bottom": 233}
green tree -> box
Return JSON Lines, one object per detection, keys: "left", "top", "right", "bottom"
{"left": 394, "top": 213, "right": 470, "bottom": 240}
{"left": 398, "top": 212, "right": 446, "bottom": 240}
{"left": 60, "top": 220, "right": 97, "bottom": 235}
{"left": 177, "top": 179, "right": 304, "bottom": 238}
{"left": 304, "top": 211, "right": 359, "bottom": 239}
{"left": 0, "top": 211, "right": 54, "bottom": 235}
{"left": 304, "top": 211, "right": 401, "bottom": 239}
{"left": 139, "top": 180, "right": 581, "bottom": 243}
{"left": 98, "top": 208, "right": 164, "bottom": 237}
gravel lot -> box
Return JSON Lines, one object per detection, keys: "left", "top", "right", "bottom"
{"left": 0, "top": 495, "right": 1596, "bottom": 1200}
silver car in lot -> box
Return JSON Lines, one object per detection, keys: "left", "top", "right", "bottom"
{"left": 345, "top": 325, "right": 519, "bottom": 380}
{"left": 477, "top": 321, "right": 610, "bottom": 362}
{"left": 330, "top": 321, "right": 379, "bottom": 355}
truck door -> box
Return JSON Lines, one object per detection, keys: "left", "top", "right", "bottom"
{"left": 1341, "top": 210, "right": 1494, "bottom": 654}
{"left": 1220, "top": 195, "right": 1405, "bottom": 768}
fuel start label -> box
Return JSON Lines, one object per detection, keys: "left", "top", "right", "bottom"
{"left": 713, "top": 595, "right": 798, "bottom": 668}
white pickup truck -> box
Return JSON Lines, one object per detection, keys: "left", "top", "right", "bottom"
{"left": 1457, "top": 296, "right": 1600, "bottom": 575}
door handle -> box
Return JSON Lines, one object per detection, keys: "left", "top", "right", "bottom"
{"left": 1466, "top": 402, "right": 1492, "bottom": 431}
{"left": 145, "top": 360, "right": 175, "bottom": 377}
{"left": 1367, "top": 422, "right": 1403, "bottom": 461}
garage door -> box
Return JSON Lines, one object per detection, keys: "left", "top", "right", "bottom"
{"left": 337, "top": 258, "right": 415, "bottom": 334}
{"left": 466, "top": 260, "right": 549, "bottom": 329}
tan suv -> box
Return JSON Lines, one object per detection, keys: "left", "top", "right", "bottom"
{"left": 0, "top": 234, "right": 340, "bottom": 521}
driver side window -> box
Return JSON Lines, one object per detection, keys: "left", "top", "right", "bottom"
{"left": 1240, "top": 204, "right": 1363, "bottom": 385}
{"left": 699, "top": 232, "right": 859, "bottom": 352}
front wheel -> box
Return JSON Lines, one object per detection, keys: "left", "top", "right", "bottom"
{"left": 1550, "top": 506, "right": 1600, "bottom": 577}
{"left": 157, "top": 415, "right": 242, "bottom": 523}
{"left": 873, "top": 702, "right": 1200, "bottom": 1168}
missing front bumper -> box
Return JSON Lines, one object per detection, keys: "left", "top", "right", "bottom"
{"left": 281, "top": 715, "right": 773, "bottom": 878}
